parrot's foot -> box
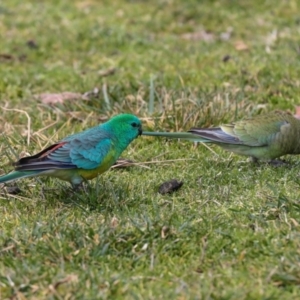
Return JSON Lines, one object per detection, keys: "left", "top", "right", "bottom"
{"left": 250, "top": 157, "right": 288, "bottom": 167}
{"left": 268, "top": 159, "right": 289, "bottom": 167}
{"left": 72, "top": 183, "right": 87, "bottom": 193}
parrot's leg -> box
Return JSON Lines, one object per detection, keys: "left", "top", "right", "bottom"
{"left": 71, "top": 182, "right": 87, "bottom": 193}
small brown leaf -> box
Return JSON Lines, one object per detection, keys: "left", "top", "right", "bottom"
{"left": 49, "top": 274, "right": 78, "bottom": 291}
{"left": 294, "top": 106, "right": 300, "bottom": 119}
{"left": 181, "top": 30, "right": 214, "bottom": 42}
{"left": 66, "top": 111, "right": 89, "bottom": 122}
{"left": 98, "top": 67, "right": 116, "bottom": 77}
{"left": 0, "top": 53, "right": 13, "bottom": 60}
{"left": 110, "top": 216, "right": 119, "bottom": 228}
{"left": 111, "top": 158, "right": 135, "bottom": 169}
{"left": 234, "top": 41, "right": 249, "bottom": 51}
{"left": 37, "top": 92, "right": 84, "bottom": 104}
{"left": 36, "top": 87, "right": 102, "bottom": 105}
{"left": 161, "top": 226, "right": 170, "bottom": 239}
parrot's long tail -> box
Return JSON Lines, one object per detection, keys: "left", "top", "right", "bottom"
{"left": 142, "top": 131, "right": 208, "bottom": 142}
{"left": 0, "top": 170, "right": 43, "bottom": 184}
{"left": 143, "top": 128, "right": 242, "bottom": 145}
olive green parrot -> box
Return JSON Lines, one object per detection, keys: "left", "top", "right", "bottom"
{"left": 143, "top": 111, "right": 300, "bottom": 164}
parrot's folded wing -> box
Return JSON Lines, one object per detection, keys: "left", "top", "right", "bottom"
{"left": 15, "top": 142, "right": 76, "bottom": 171}
{"left": 15, "top": 129, "right": 113, "bottom": 171}
{"left": 226, "top": 117, "right": 288, "bottom": 147}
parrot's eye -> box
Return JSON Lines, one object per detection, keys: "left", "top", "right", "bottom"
{"left": 131, "top": 122, "right": 138, "bottom": 128}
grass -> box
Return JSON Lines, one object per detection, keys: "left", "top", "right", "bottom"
{"left": 1, "top": 0, "right": 300, "bottom": 298}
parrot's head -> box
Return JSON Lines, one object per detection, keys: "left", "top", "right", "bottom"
{"left": 108, "top": 114, "right": 142, "bottom": 143}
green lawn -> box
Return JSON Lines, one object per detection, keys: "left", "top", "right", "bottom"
{"left": 1, "top": 0, "right": 300, "bottom": 299}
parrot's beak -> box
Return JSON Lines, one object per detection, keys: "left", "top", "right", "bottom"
{"left": 138, "top": 126, "right": 142, "bottom": 136}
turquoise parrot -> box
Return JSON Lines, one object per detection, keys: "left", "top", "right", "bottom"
{"left": 0, "top": 114, "right": 142, "bottom": 188}
{"left": 143, "top": 111, "right": 300, "bottom": 163}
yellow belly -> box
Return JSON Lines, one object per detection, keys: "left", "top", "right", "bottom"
{"left": 78, "top": 163, "right": 111, "bottom": 180}
{"left": 77, "top": 150, "right": 117, "bottom": 180}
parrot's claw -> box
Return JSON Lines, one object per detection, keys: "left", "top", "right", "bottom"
{"left": 268, "top": 159, "right": 289, "bottom": 167}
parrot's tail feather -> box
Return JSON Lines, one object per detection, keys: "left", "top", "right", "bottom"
{"left": 0, "top": 170, "right": 43, "bottom": 184}
{"left": 15, "top": 161, "right": 76, "bottom": 171}
{"left": 189, "top": 128, "right": 242, "bottom": 144}
{"left": 143, "top": 129, "right": 244, "bottom": 145}
{"left": 142, "top": 131, "right": 207, "bottom": 142}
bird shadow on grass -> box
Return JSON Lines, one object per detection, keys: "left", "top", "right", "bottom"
{"left": 215, "top": 157, "right": 299, "bottom": 170}
{"left": 41, "top": 178, "right": 135, "bottom": 213}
